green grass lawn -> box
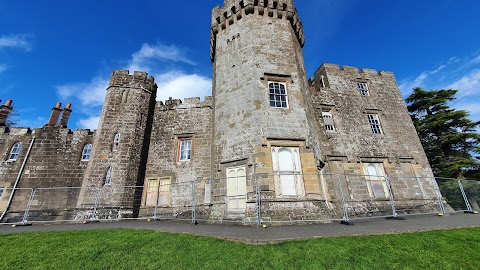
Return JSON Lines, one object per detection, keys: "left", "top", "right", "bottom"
{"left": 1, "top": 227, "right": 479, "bottom": 270}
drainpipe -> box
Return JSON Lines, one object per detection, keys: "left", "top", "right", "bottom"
{"left": 0, "top": 136, "right": 36, "bottom": 222}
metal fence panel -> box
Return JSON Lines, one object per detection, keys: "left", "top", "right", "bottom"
{"left": 436, "top": 178, "right": 470, "bottom": 212}
{"left": 0, "top": 188, "right": 34, "bottom": 224}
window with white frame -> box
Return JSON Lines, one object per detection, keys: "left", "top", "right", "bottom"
{"left": 322, "top": 109, "right": 335, "bottom": 132}
{"left": 104, "top": 167, "right": 112, "bottom": 185}
{"left": 364, "top": 163, "right": 389, "bottom": 199}
{"left": 358, "top": 82, "right": 369, "bottom": 96}
{"left": 269, "top": 81, "right": 288, "bottom": 108}
{"left": 271, "top": 146, "right": 304, "bottom": 196}
{"left": 112, "top": 133, "right": 120, "bottom": 152}
{"left": 8, "top": 142, "right": 22, "bottom": 161}
{"left": 367, "top": 114, "right": 383, "bottom": 134}
{"left": 178, "top": 138, "right": 192, "bottom": 161}
{"left": 81, "top": 144, "right": 92, "bottom": 161}
{"left": 226, "top": 166, "right": 247, "bottom": 212}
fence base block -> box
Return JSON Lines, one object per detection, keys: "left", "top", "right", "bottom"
{"left": 83, "top": 220, "right": 100, "bottom": 224}
{"left": 12, "top": 223, "right": 32, "bottom": 227}
{"left": 386, "top": 216, "right": 406, "bottom": 221}
{"left": 464, "top": 210, "right": 479, "bottom": 214}
{"left": 341, "top": 220, "right": 354, "bottom": 226}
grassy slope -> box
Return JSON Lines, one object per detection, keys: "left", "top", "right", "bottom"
{"left": 1, "top": 227, "right": 479, "bottom": 270}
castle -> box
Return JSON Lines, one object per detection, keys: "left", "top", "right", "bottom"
{"left": 0, "top": 0, "right": 441, "bottom": 224}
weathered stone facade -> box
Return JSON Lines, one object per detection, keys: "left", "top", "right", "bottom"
{"left": 0, "top": 0, "right": 439, "bottom": 223}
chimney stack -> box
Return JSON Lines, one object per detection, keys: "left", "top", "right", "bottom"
{"left": 46, "top": 102, "right": 63, "bottom": 126}
{"left": 57, "top": 103, "right": 72, "bottom": 127}
{"left": 0, "top": 100, "right": 13, "bottom": 126}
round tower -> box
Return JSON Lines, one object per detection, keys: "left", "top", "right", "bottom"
{"left": 210, "top": 0, "right": 319, "bottom": 174}
{"left": 79, "top": 70, "right": 157, "bottom": 214}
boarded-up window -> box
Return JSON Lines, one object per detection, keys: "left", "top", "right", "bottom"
{"left": 272, "top": 147, "right": 304, "bottom": 196}
{"left": 365, "top": 163, "right": 389, "bottom": 199}
{"left": 226, "top": 166, "right": 247, "bottom": 212}
{"left": 145, "top": 177, "right": 171, "bottom": 207}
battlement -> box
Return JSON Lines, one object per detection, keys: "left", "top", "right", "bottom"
{"left": 210, "top": 0, "right": 304, "bottom": 61}
{"left": 108, "top": 69, "right": 157, "bottom": 92}
{"left": 315, "top": 63, "right": 395, "bottom": 78}
{"left": 158, "top": 96, "right": 213, "bottom": 110}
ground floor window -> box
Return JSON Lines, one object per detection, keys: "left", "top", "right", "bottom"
{"left": 145, "top": 177, "right": 171, "bottom": 207}
{"left": 226, "top": 166, "right": 247, "bottom": 212}
{"left": 364, "top": 163, "right": 389, "bottom": 198}
{"left": 271, "top": 146, "right": 304, "bottom": 196}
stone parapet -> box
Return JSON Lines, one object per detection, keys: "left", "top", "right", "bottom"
{"left": 210, "top": 0, "right": 304, "bottom": 61}
{"left": 108, "top": 70, "right": 156, "bottom": 92}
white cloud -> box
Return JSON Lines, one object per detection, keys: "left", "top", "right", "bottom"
{"left": 0, "top": 64, "right": 7, "bottom": 73}
{"left": 77, "top": 116, "right": 101, "bottom": 130}
{"left": 399, "top": 72, "right": 430, "bottom": 95}
{"left": 447, "top": 69, "right": 480, "bottom": 98}
{"left": 56, "top": 42, "right": 211, "bottom": 129}
{"left": 155, "top": 71, "right": 212, "bottom": 102}
{"left": 57, "top": 76, "right": 109, "bottom": 107}
{"left": 128, "top": 43, "right": 195, "bottom": 72}
{"left": 0, "top": 33, "right": 34, "bottom": 51}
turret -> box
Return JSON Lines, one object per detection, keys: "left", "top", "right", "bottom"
{"left": 78, "top": 70, "right": 157, "bottom": 216}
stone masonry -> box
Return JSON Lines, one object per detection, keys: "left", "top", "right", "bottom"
{"left": 0, "top": 0, "right": 440, "bottom": 223}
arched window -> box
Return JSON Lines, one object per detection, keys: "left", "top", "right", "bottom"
{"left": 8, "top": 142, "right": 22, "bottom": 161}
{"left": 104, "top": 167, "right": 112, "bottom": 185}
{"left": 112, "top": 133, "right": 120, "bottom": 151}
{"left": 81, "top": 144, "right": 92, "bottom": 161}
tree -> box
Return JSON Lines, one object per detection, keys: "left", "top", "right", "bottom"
{"left": 406, "top": 87, "right": 480, "bottom": 180}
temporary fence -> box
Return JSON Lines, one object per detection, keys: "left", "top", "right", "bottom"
{"left": 1, "top": 174, "right": 478, "bottom": 226}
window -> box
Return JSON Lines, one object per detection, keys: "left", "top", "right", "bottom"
{"left": 271, "top": 147, "right": 304, "bottom": 196}
{"left": 358, "top": 82, "right": 369, "bottom": 96}
{"left": 145, "top": 177, "right": 171, "bottom": 207}
{"left": 367, "top": 114, "right": 383, "bottom": 134}
{"left": 322, "top": 109, "right": 335, "bottom": 132}
{"left": 364, "top": 163, "right": 389, "bottom": 199}
{"left": 178, "top": 138, "right": 192, "bottom": 161}
{"left": 8, "top": 142, "right": 22, "bottom": 161}
{"left": 104, "top": 167, "right": 112, "bottom": 185}
{"left": 0, "top": 188, "right": 3, "bottom": 197}
{"left": 269, "top": 81, "right": 288, "bottom": 108}
{"left": 81, "top": 144, "right": 92, "bottom": 161}
{"left": 113, "top": 133, "right": 120, "bottom": 151}
{"left": 226, "top": 166, "right": 247, "bottom": 212}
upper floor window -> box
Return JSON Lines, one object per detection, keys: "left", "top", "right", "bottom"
{"left": 178, "top": 138, "right": 192, "bottom": 161}
{"left": 8, "top": 142, "right": 22, "bottom": 161}
{"left": 367, "top": 114, "right": 383, "bottom": 134}
{"left": 113, "top": 133, "right": 120, "bottom": 152}
{"left": 322, "top": 109, "right": 335, "bottom": 132}
{"left": 104, "top": 167, "right": 112, "bottom": 185}
{"left": 0, "top": 188, "right": 3, "bottom": 197}
{"left": 269, "top": 81, "right": 288, "bottom": 108}
{"left": 358, "top": 82, "right": 369, "bottom": 96}
{"left": 81, "top": 144, "right": 92, "bottom": 161}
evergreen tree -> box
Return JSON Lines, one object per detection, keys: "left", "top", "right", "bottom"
{"left": 406, "top": 87, "right": 480, "bottom": 179}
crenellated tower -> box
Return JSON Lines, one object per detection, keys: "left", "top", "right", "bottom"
{"left": 78, "top": 70, "right": 157, "bottom": 215}
{"left": 210, "top": 0, "right": 327, "bottom": 218}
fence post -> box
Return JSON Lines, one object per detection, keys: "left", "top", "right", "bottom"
{"left": 385, "top": 177, "right": 399, "bottom": 219}
{"left": 21, "top": 188, "right": 36, "bottom": 225}
{"left": 433, "top": 178, "right": 446, "bottom": 215}
{"left": 90, "top": 187, "right": 103, "bottom": 221}
{"left": 338, "top": 175, "right": 350, "bottom": 225}
{"left": 254, "top": 174, "right": 262, "bottom": 226}
{"left": 458, "top": 180, "right": 474, "bottom": 213}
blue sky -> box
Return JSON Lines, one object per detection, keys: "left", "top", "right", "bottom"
{"left": 1, "top": 0, "right": 479, "bottom": 130}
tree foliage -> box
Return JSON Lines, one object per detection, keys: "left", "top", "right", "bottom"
{"left": 406, "top": 87, "right": 480, "bottom": 179}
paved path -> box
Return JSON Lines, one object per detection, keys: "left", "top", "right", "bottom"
{"left": 1, "top": 213, "right": 479, "bottom": 244}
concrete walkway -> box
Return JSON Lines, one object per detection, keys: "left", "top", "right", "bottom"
{"left": 1, "top": 213, "right": 479, "bottom": 244}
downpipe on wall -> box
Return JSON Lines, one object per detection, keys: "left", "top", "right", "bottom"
{"left": 0, "top": 136, "right": 36, "bottom": 223}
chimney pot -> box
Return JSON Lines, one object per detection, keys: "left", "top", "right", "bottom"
{"left": 5, "top": 100, "right": 12, "bottom": 106}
